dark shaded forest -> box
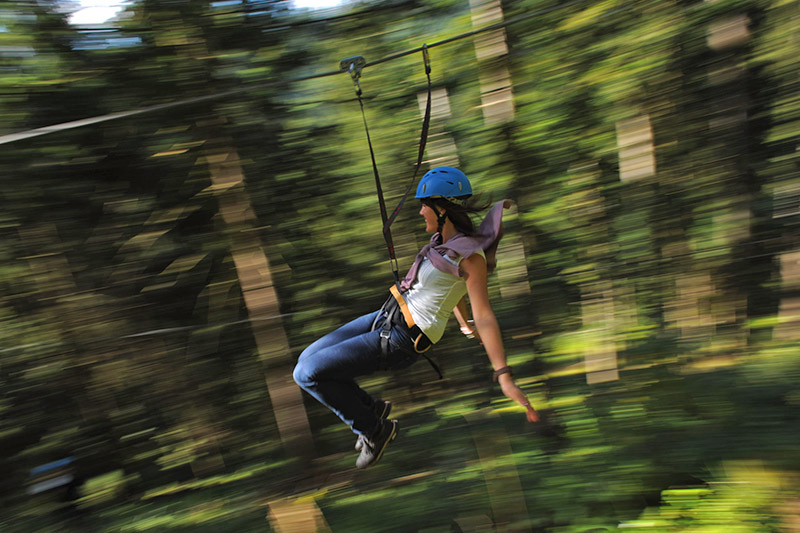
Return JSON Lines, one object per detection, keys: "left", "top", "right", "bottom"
{"left": 1, "top": 0, "right": 799, "bottom": 531}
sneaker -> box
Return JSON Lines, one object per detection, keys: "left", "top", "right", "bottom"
{"left": 355, "top": 400, "right": 392, "bottom": 451}
{"left": 355, "top": 419, "right": 398, "bottom": 469}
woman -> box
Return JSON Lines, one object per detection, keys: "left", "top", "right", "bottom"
{"left": 293, "top": 166, "right": 538, "bottom": 469}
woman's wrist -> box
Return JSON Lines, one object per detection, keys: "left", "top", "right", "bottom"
{"left": 493, "top": 365, "right": 513, "bottom": 382}
{"left": 461, "top": 319, "right": 475, "bottom": 337}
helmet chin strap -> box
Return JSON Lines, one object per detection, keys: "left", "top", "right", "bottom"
{"left": 435, "top": 209, "right": 447, "bottom": 244}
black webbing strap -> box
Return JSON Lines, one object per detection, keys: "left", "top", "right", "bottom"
{"left": 356, "top": 91, "right": 400, "bottom": 284}
{"left": 420, "top": 351, "right": 443, "bottom": 380}
{"left": 383, "top": 45, "right": 432, "bottom": 236}
{"left": 342, "top": 45, "right": 433, "bottom": 287}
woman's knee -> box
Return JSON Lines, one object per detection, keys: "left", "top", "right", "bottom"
{"left": 293, "top": 358, "right": 317, "bottom": 389}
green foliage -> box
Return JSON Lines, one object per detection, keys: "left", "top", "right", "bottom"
{"left": 628, "top": 461, "right": 798, "bottom": 531}
{"left": 78, "top": 470, "right": 135, "bottom": 509}
{"left": 2, "top": 0, "right": 799, "bottom": 531}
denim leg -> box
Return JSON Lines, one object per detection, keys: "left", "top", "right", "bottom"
{"left": 297, "top": 312, "right": 380, "bottom": 408}
{"left": 298, "top": 311, "right": 381, "bottom": 363}
{"left": 294, "top": 312, "right": 388, "bottom": 436}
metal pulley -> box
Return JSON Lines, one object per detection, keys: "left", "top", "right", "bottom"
{"left": 339, "top": 55, "right": 367, "bottom": 95}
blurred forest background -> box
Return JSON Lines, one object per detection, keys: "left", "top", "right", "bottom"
{"left": 1, "top": 0, "right": 799, "bottom": 531}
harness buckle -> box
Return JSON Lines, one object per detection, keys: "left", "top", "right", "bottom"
{"left": 379, "top": 328, "right": 391, "bottom": 339}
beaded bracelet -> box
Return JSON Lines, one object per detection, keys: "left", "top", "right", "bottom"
{"left": 493, "top": 366, "right": 513, "bottom": 382}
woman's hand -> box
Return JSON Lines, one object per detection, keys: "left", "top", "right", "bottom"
{"left": 498, "top": 374, "right": 539, "bottom": 422}
{"left": 460, "top": 319, "right": 481, "bottom": 342}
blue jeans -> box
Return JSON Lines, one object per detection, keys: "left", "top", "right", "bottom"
{"left": 293, "top": 310, "right": 419, "bottom": 438}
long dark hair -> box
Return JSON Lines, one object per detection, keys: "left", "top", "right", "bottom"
{"left": 421, "top": 196, "right": 492, "bottom": 236}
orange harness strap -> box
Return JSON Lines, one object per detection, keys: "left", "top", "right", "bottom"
{"left": 389, "top": 284, "right": 415, "bottom": 327}
{"left": 389, "top": 284, "right": 431, "bottom": 354}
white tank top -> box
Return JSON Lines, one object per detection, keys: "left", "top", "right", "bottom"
{"left": 403, "top": 249, "right": 485, "bottom": 343}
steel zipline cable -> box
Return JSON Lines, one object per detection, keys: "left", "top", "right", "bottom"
{"left": 0, "top": 308, "right": 346, "bottom": 354}
{"left": 0, "top": 0, "right": 591, "bottom": 146}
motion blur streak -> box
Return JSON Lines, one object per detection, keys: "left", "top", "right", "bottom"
{"left": 1, "top": 0, "right": 798, "bottom": 531}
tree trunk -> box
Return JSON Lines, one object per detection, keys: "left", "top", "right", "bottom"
{"left": 199, "top": 119, "right": 314, "bottom": 459}
{"left": 469, "top": 0, "right": 515, "bottom": 125}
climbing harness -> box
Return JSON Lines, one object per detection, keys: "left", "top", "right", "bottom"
{"left": 382, "top": 45, "right": 432, "bottom": 240}
{"left": 341, "top": 44, "right": 432, "bottom": 287}
{"left": 371, "top": 287, "right": 443, "bottom": 379}
{"left": 343, "top": 47, "right": 440, "bottom": 378}
{"left": 341, "top": 53, "right": 398, "bottom": 284}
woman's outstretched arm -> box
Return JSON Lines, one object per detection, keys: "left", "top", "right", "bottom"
{"left": 461, "top": 253, "right": 538, "bottom": 422}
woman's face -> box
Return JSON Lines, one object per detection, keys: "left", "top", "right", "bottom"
{"left": 419, "top": 201, "right": 442, "bottom": 233}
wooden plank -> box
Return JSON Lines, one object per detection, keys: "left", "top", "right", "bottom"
{"left": 268, "top": 498, "right": 332, "bottom": 533}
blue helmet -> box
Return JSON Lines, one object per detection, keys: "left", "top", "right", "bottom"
{"left": 415, "top": 166, "right": 472, "bottom": 203}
